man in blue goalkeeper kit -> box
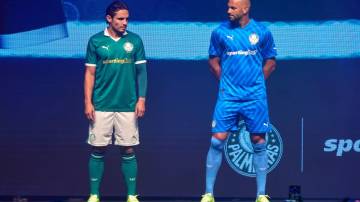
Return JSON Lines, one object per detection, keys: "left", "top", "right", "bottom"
{"left": 84, "top": 1, "right": 147, "bottom": 202}
{"left": 200, "top": 0, "right": 277, "bottom": 202}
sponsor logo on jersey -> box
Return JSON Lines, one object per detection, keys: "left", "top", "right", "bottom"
{"left": 103, "top": 58, "right": 132, "bottom": 64}
{"left": 123, "top": 42, "right": 134, "bottom": 53}
{"left": 226, "top": 50, "right": 257, "bottom": 56}
{"left": 249, "top": 33, "right": 259, "bottom": 45}
{"left": 224, "top": 120, "right": 283, "bottom": 177}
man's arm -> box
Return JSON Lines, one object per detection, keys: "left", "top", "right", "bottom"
{"left": 135, "top": 62, "right": 147, "bottom": 118}
{"left": 209, "top": 56, "right": 221, "bottom": 80}
{"left": 263, "top": 58, "right": 276, "bottom": 80}
{"left": 84, "top": 66, "right": 96, "bottom": 121}
{"left": 134, "top": 37, "right": 148, "bottom": 118}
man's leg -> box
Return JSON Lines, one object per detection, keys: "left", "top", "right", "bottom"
{"left": 251, "top": 134, "right": 268, "bottom": 196}
{"left": 202, "top": 100, "right": 239, "bottom": 202}
{"left": 89, "top": 146, "right": 106, "bottom": 197}
{"left": 121, "top": 147, "right": 138, "bottom": 196}
{"left": 205, "top": 133, "right": 227, "bottom": 195}
{"left": 87, "top": 111, "right": 114, "bottom": 202}
{"left": 114, "top": 112, "right": 140, "bottom": 202}
{"left": 241, "top": 99, "right": 270, "bottom": 199}
{"left": 201, "top": 133, "right": 228, "bottom": 202}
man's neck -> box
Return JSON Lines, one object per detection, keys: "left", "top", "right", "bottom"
{"left": 239, "top": 16, "right": 250, "bottom": 28}
{"left": 107, "top": 27, "right": 122, "bottom": 39}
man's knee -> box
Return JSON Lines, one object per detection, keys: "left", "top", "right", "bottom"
{"left": 120, "top": 146, "right": 135, "bottom": 155}
{"left": 212, "top": 132, "right": 228, "bottom": 141}
{"left": 210, "top": 136, "right": 226, "bottom": 151}
{"left": 250, "top": 133, "right": 266, "bottom": 144}
{"left": 91, "top": 146, "right": 107, "bottom": 157}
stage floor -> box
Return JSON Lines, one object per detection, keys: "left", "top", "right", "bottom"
{"left": 0, "top": 196, "right": 346, "bottom": 202}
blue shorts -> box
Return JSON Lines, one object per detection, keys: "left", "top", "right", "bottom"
{"left": 211, "top": 99, "right": 270, "bottom": 134}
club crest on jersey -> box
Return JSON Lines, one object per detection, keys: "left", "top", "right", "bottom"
{"left": 224, "top": 120, "right": 283, "bottom": 177}
{"left": 123, "top": 42, "right": 134, "bottom": 53}
{"left": 249, "top": 33, "right": 259, "bottom": 45}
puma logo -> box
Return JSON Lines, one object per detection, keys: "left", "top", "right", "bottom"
{"left": 101, "top": 45, "right": 109, "bottom": 50}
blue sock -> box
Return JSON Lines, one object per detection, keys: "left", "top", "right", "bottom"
{"left": 253, "top": 142, "right": 268, "bottom": 196}
{"left": 205, "top": 137, "right": 225, "bottom": 194}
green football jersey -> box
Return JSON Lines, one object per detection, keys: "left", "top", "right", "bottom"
{"left": 85, "top": 29, "right": 147, "bottom": 112}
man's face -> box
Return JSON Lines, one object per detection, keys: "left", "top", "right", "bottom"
{"left": 227, "top": 0, "right": 248, "bottom": 22}
{"left": 106, "top": 9, "right": 129, "bottom": 34}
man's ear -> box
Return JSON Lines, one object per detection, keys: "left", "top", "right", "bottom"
{"left": 105, "top": 15, "right": 112, "bottom": 24}
{"left": 242, "top": 6, "right": 250, "bottom": 15}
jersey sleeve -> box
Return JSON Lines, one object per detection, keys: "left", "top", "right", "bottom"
{"left": 85, "top": 38, "right": 97, "bottom": 67}
{"left": 135, "top": 37, "right": 147, "bottom": 98}
{"left": 135, "top": 38, "right": 146, "bottom": 64}
{"left": 260, "top": 29, "right": 277, "bottom": 59}
{"left": 209, "top": 29, "right": 222, "bottom": 57}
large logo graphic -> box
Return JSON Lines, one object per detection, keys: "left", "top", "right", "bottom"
{"left": 224, "top": 121, "right": 283, "bottom": 177}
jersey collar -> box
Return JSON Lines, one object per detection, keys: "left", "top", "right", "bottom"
{"left": 104, "top": 28, "right": 128, "bottom": 41}
{"left": 228, "top": 19, "right": 253, "bottom": 30}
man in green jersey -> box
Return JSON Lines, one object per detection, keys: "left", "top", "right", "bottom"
{"left": 84, "top": 1, "right": 147, "bottom": 202}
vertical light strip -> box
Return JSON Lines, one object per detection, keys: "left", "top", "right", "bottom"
{"left": 301, "top": 116, "right": 304, "bottom": 173}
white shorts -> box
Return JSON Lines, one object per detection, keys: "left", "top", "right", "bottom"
{"left": 87, "top": 111, "right": 139, "bottom": 146}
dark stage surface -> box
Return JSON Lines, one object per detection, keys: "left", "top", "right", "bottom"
{"left": 0, "top": 196, "right": 349, "bottom": 202}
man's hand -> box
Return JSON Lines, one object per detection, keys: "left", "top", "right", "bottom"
{"left": 135, "top": 98, "right": 146, "bottom": 118}
{"left": 85, "top": 102, "right": 95, "bottom": 121}
{"left": 263, "top": 58, "right": 276, "bottom": 79}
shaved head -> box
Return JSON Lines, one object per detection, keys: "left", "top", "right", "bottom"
{"left": 227, "top": 0, "right": 251, "bottom": 25}
{"left": 234, "top": 0, "right": 251, "bottom": 8}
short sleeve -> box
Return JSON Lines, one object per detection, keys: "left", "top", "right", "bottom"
{"left": 135, "top": 37, "right": 146, "bottom": 64}
{"left": 209, "top": 30, "right": 222, "bottom": 57}
{"left": 85, "top": 38, "right": 97, "bottom": 67}
{"left": 260, "top": 29, "right": 277, "bottom": 59}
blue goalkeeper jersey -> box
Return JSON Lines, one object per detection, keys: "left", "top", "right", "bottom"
{"left": 209, "top": 19, "right": 277, "bottom": 101}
